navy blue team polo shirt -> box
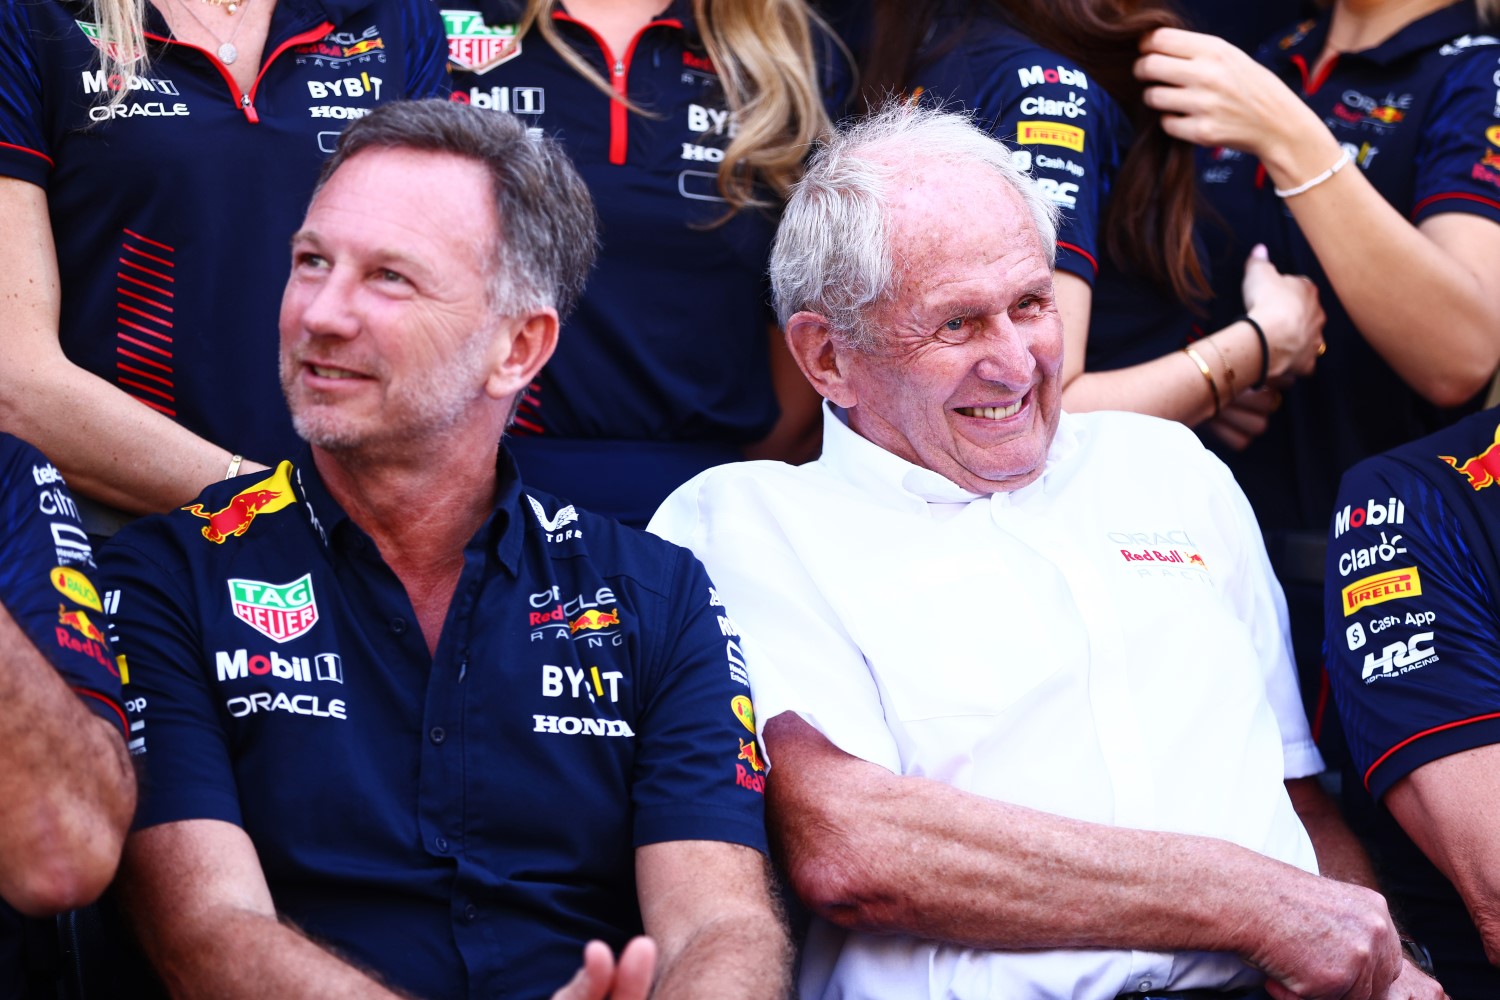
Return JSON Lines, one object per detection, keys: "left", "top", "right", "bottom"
{"left": 0, "top": 0, "right": 447, "bottom": 467}
{"left": 0, "top": 433, "right": 125, "bottom": 997}
{"left": 98, "top": 447, "right": 768, "bottom": 1000}
{"left": 1324, "top": 406, "right": 1500, "bottom": 998}
{"left": 444, "top": 0, "right": 847, "bottom": 525}
{"left": 1193, "top": 3, "right": 1500, "bottom": 535}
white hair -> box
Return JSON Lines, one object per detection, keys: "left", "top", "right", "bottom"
{"left": 769, "top": 102, "right": 1058, "bottom": 349}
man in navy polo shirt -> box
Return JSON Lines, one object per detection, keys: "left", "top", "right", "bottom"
{"left": 1325, "top": 404, "right": 1500, "bottom": 999}
{"left": 0, "top": 434, "right": 134, "bottom": 996}
{"left": 100, "top": 99, "right": 786, "bottom": 1000}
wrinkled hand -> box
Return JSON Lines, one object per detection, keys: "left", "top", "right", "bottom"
{"left": 1244, "top": 873, "right": 1403, "bottom": 1000}
{"left": 551, "top": 937, "right": 658, "bottom": 1000}
{"left": 1372, "top": 957, "right": 1448, "bottom": 1000}
{"left": 1135, "top": 27, "right": 1322, "bottom": 159}
{"left": 1240, "top": 244, "right": 1325, "bottom": 381}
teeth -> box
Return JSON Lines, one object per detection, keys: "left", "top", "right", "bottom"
{"left": 311, "top": 365, "right": 357, "bottom": 379}
{"left": 958, "top": 402, "right": 1021, "bottom": 420}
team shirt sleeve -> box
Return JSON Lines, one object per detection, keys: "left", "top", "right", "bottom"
{"left": 1323, "top": 457, "right": 1500, "bottom": 800}
{"left": 1412, "top": 47, "right": 1500, "bottom": 224}
{"left": 626, "top": 547, "right": 768, "bottom": 852}
{"left": 934, "top": 49, "right": 1112, "bottom": 284}
{"left": 649, "top": 472, "right": 902, "bottom": 773}
{"left": 96, "top": 531, "right": 244, "bottom": 828}
{"left": 0, "top": 439, "right": 125, "bottom": 736}
{"left": 0, "top": 0, "right": 52, "bottom": 187}
{"left": 401, "top": 0, "right": 452, "bottom": 100}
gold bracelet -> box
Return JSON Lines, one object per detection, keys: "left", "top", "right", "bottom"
{"left": 225, "top": 454, "right": 244, "bottom": 480}
{"left": 1203, "top": 337, "right": 1236, "bottom": 401}
{"left": 1183, "top": 346, "right": 1220, "bottom": 416}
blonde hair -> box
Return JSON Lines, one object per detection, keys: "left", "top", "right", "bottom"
{"left": 520, "top": 0, "right": 834, "bottom": 210}
{"left": 90, "top": 0, "right": 149, "bottom": 108}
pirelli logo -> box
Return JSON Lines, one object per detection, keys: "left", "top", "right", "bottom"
{"left": 1016, "top": 121, "right": 1085, "bottom": 152}
{"left": 1342, "top": 567, "right": 1421, "bottom": 616}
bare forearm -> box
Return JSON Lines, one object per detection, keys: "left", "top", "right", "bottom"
{"left": 1062, "top": 326, "right": 1257, "bottom": 426}
{"left": 1286, "top": 777, "right": 1381, "bottom": 892}
{"left": 652, "top": 914, "right": 790, "bottom": 1000}
{"left": 0, "top": 609, "right": 133, "bottom": 915}
{"left": 1265, "top": 136, "right": 1497, "bottom": 405}
{"left": 0, "top": 363, "right": 263, "bottom": 513}
{"left": 145, "top": 907, "right": 410, "bottom": 1000}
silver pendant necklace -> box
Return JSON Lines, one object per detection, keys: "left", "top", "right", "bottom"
{"left": 171, "top": 0, "right": 253, "bottom": 64}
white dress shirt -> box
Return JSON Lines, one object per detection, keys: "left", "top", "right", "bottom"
{"left": 650, "top": 405, "right": 1323, "bottom": 1000}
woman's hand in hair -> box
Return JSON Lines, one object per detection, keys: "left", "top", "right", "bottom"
{"left": 1134, "top": 27, "right": 1336, "bottom": 179}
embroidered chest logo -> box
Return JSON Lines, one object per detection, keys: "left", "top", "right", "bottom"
{"left": 228, "top": 573, "right": 320, "bottom": 642}
{"left": 442, "top": 11, "right": 522, "bottom": 74}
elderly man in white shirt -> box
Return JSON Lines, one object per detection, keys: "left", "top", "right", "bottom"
{"left": 649, "top": 105, "right": 1442, "bottom": 1000}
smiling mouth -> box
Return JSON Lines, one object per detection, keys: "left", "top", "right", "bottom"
{"left": 308, "top": 364, "right": 363, "bottom": 380}
{"left": 955, "top": 401, "right": 1022, "bottom": 420}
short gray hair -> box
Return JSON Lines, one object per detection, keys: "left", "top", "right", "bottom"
{"left": 769, "top": 103, "right": 1058, "bottom": 348}
{"left": 315, "top": 99, "right": 598, "bottom": 319}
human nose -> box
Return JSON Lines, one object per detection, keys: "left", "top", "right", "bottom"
{"left": 291, "top": 265, "right": 360, "bottom": 341}
{"left": 971, "top": 314, "right": 1037, "bottom": 388}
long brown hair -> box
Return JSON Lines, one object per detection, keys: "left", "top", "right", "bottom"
{"left": 863, "top": 0, "right": 1208, "bottom": 305}
{"left": 521, "top": 0, "right": 835, "bottom": 210}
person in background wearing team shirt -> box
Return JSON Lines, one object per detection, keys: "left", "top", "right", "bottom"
{"left": 1324, "top": 406, "right": 1500, "bottom": 998}
{"left": 835, "top": 0, "right": 1327, "bottom": 451}
{"left": 444, "top": 0, "right": 844, "bottom": 527}
{"left": 101, "top": 100, "right": 786, "bottom": 1000}
{"left": 0, "top": 0, "right": 447, "bottom": 538}
{"left": 1133, "top": 0, "right": 1500, "bottom": 785}
{"left": 0, "top": 433, "right": 134, "bottom": 997}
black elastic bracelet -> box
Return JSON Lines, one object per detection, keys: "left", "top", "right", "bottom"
{"left": 1239, "top": 313, "right": 1270, "bottom": 390}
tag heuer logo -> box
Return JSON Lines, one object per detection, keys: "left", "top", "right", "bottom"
{"left": 442, "top": 11, "right": 522, "bottom": 73}
{"left": 228, "top": 574, "right": 319, "bottom": 643}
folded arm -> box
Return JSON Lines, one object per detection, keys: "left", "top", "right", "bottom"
{"left": 0, "top": 601, "right": 133, "bottom": 915}
{"left": 765, "top": 711, "right": 1403, "bottom": 1000}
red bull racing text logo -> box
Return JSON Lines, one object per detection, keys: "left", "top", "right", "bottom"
{"left": 182, "top": 461, "right": 296, "bottom": 543}
{"left": 1440, "top": 425, "right": 1500, "bottom": 489}
{"left": 1119, "top": 547, "right": 1207, "bottom": 568}
{"left": 1342, "top": 567, "right": 1422, "bottom": 616}
{"left": 736, "top": 737, "right": 766, "bottom": 793}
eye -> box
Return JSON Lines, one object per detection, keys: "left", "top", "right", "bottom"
{"left": 376, "top": 268, "right": 407, "bottom": 284}
{"left": 943, "top": 317, "right": 965, "bottom": 331}
{"left": 293, "top": 251, "right": 328, "bottom": 270}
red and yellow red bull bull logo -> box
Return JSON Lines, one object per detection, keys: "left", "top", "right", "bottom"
{"left": 1440, "top": 425, "right": 1500, "bottom": 490}
{"left": 55, "top": 604, "right": 117, "bottom": 675}
{"left": 738, "top": 737, "right": 765, "bottom": 774}
{"left": 182, "top": 461, "right": 296, "bottom": 543}
{"left": 1342, "top": 567, "right": 1422, "bottom": 616}
{"left": 569, "top": 608, "right": 621, "bottom": 634}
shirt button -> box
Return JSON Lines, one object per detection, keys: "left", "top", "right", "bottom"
{"left": 390, "top": 617, "right": 408, "bottom": 635}
{"left": 464, "top": 904, "right": 477, "bottom": 922}
{"left": 1138, "top": 983, "right": 1152, "bottom": 993}
{"left": 429, "top": 726, "right": 446, "bottom": 745}
{"left": 435, "top": 836, "right": 449, "bottom": 853}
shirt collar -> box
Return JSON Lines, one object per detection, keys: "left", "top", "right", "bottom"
{"left": 1271, "top": 2, "right": 1480, "bottom": 68}
{"left": 814, "top": 402, "right": 1082, "bottom": 511}
{"left": 291, "top": 443, "right": 526, "bottom": 575}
